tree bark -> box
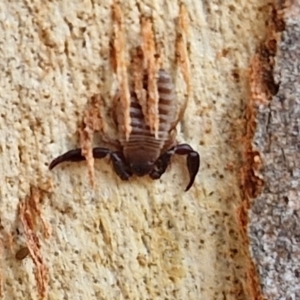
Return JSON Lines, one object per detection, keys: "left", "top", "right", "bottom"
{"left": 249, "top": 1, "right": 300, "bottom": 299}
{"left": 0, "top": 0, "right": 287, "bottom": 299}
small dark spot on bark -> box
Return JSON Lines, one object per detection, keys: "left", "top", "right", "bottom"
{"left": 15, "top": 247, "right": 30, "bottom": 260}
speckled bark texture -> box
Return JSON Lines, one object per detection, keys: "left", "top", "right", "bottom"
{"left": 249, "top": 1, "right": 300, "bottom": 299}
{"left": 0, "top": 1, "right": 275, "bottom": 300}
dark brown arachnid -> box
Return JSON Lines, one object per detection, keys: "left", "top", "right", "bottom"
{"left": 49, "top": 69, "right": 200, "bottom": 191}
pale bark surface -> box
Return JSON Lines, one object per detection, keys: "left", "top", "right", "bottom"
{"left": 0, "top": 1, "right": 274, "bottom": 299}
{"left": 249, "top": 1, "right": 300, "bottom": 299}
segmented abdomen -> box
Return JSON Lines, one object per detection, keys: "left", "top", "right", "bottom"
{"left": 122, "top": 69, "right": 177, "bottom": 157}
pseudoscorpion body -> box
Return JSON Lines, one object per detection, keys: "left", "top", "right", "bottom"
{"left": 49, "top": 69, "right": 200, "bottom": 191}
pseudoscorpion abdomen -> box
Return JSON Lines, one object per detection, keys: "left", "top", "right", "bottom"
{"left": 125, "top": 69, "right": 177, "bottom": 150}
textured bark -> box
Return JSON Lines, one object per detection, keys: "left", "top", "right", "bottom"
{"left": 249, "top": 0, "right": 300, "bottom": 299}
{"left": 0, "top": 0, "right": 279, "bottom": 299}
